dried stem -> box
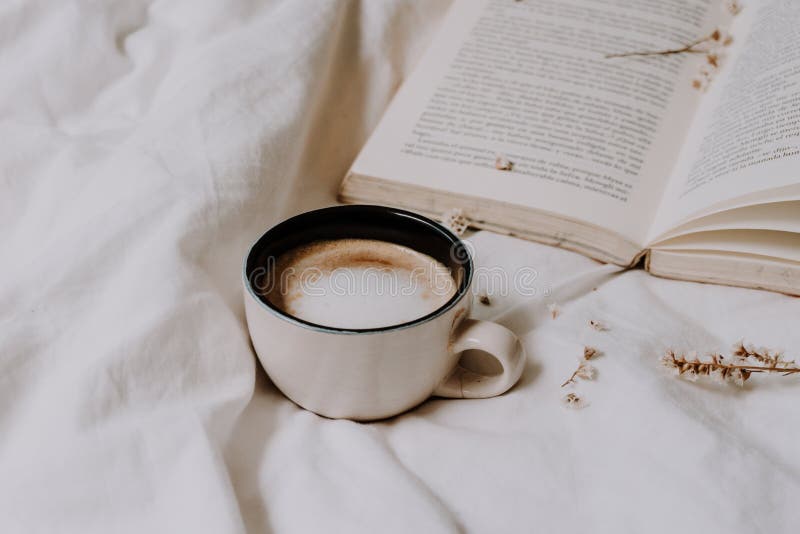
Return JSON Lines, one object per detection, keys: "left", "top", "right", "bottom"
{"left": 561, "top": 347, "right": 599, "bottom": 387}
{"left": 561, "top": 368, "right": 581, "bottom": 388}
{"left": 606, "top": 40, "right": 707, "bottom": 58}
{"left": 672, "top": 353, "right": 800, "bottom": 374}
{"left": 605, "top": 30, "right": 727, "bottom": 59}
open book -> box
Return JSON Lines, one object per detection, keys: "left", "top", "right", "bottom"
{"left": 340, "top": 0, "right": 800, "bottom": 295}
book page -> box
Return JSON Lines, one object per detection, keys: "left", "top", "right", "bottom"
{"left": 656, "top": 201, "right": 800, "bottom": 241}
{"left": 349, "top": 0, "right": 722, "bottom": 247}
{"left": 649, "top": 0, "right": 800, "bottom": 241}
{"left": 653, "top": 230, "right": 800, "bottom": 263}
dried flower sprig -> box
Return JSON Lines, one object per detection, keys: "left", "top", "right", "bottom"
{"left": 561, "top": 346, "right": 600, "bottom": 387}
{"left": 662, "top": 350, "right": 750, "bottom": 385}
{"left": 661, "top": 345, "right": 800, "bottom": 387}
{"left": 605, "top": 0, "right": 742, "bottom": 91}
{"left": 604, "top": 29, "right": 730, "bottom": 60}
{"left": 561, "top": 362, "right": 596, "bottom": 387}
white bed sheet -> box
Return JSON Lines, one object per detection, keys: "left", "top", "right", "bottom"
{"left": 1, "top": 1, "right": 799, "bottom": 532}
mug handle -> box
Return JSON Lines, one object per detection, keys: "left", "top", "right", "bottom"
{"left": 433, "top": 319, "right": 526, "bottom": 399}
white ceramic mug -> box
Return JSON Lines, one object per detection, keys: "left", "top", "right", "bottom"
{"left": 243, "top": 205, "right": 525, "bottom": 420}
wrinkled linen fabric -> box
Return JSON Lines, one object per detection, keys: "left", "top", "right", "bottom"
{"left": 1, "top": 1, "right": 798, "bottom": 533}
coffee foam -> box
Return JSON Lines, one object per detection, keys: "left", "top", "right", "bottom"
{"left": 264, "top": 239, "right": 457, "bottom": 329}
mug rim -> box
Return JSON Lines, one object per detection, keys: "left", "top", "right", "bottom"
{"left": 242, "top": 204, "right": 474, "bottom": 335}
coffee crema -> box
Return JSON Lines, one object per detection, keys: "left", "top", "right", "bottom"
{"left": 262, "top": 239, "right": 457, "bottom": 329}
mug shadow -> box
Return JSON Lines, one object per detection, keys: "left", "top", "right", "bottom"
{"left": 514, "top": 356, "right": 543, "bottom": 390}
{"left": 389, "top": 355, "right": 542, "bottom": 421}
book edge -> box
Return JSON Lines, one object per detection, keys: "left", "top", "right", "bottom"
{"left": 340, "top": 172, "right": 644, "bottom": 267}
{"left": 646, "top": 249, "right": 800, "bottom": 296}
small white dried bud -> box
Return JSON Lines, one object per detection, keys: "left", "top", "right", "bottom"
{"left": 495, "top": 154, "right": 513, "bottom": 171}
{"left": 562, "top": 393, "right": 586, "bottom": 409}
{"left": 575, "top": 362, "right": 596, "bottom": 381}
{"left": 547, "top": 302, "right": 560, "bottom": 319}
{"left": 711, "top": 368, "right": 726, "bottom": 384}
{"left": 724, "top": 0, "right": 742, "bottom": 16}
{"left": 441, "top": 208, "right": 469, "bottom": 236}
{"left": 588, "top": 319, "right": 607, "bottom": 331}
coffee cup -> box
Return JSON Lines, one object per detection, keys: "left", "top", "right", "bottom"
{"left": 243, "top": 205, "right": 525, "bottom": 420}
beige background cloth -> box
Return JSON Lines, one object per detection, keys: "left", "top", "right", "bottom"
{"left": 1, "top": 1, "right": 798, "bottom": 532}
